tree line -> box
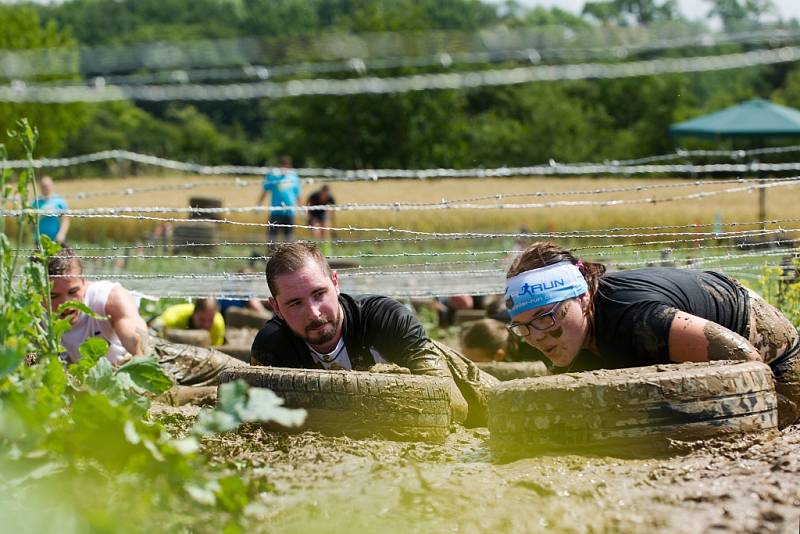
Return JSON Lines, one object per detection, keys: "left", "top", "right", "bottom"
{"left": 1, "top": 0, "right": 799, "bottom": 171}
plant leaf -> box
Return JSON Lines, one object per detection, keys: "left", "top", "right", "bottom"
{"left": 0, "top": 345, "right": 25, "bottom": 380}
{"left": 56, "top": 300, "right": 103, "bottom": 321}
{"left": 115, "top": 355, "right": 173, "bottom": 395}
{"left": 217, "top": 380, "right": 248, "bottom": 412}
{"left": 238, "top": 388, "right": 306, "bottom": 428}
{"left": 86, "top": 357, "right": 115, "bottom": 392}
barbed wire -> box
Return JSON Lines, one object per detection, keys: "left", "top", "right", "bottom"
{"left": 6, "top": 149, "right": 800, "bottom": 182}
{"left": 59, "top": 253, "right": 796, "bottom": 281}
{"left": 13, "top": 175, "right": 799, "bottom": 207}
{"left": 611, "top": 247, "right": 799, "bottom": 268}
{"left": 2, "top": 46, "right": 799, "bottom": 103}
{"left": 31, "top": 218, "right": 800, "bottom": 241}
{"left": 587, "top": 143, "right": 800, "bottom": 166}
{"left": 572, "top": 231, "right": 797, "bottom": 253}
{"left": 5, "top": 25, "right": 798, "bottom": 80}
{"left": 43, "top": 251, "right": 794, "bottom": 300}
{"left": 9, "top": 177, "right": 796, "bottom": 218}
{"left": 18, "top": 219, "right": 795, "bottom": 256}
{"left": 70, "top": 234, "right": 799, "bottom": 263}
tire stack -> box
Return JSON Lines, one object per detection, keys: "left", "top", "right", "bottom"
{"left": 172, "top": 197, "right": 221, "bottom": 254}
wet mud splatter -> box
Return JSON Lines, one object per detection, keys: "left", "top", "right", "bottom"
{"left": 747, "top": 295, "right": 799, "bottom": 363}
{"left": 703, "top": 323, "right": 758, "bottom": 362}
{"left": 154, "top": 404, "right": 800, "bottom": 533}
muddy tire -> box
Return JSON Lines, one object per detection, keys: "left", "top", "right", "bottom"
{"left": 488, "top": 361, "right": 778, "bottom": 458}
{"left": 224, "top": 327, "right": 258, "bottom": 347}
{"left": 219, "top": 367, "right": 452, "bottom": 442}
{"left": 476, "top": 361, "right": 548, "bottom": 381}
{"left": 224, "top": 307, "right": 271, "bottom": 329}
{"left": 189, "top": 196, "right": 223, "bottom": 220}
{"left": 164, "top": 328, "right": 211, "bottom": 348}
{"left": 217, "top": 344, "right": 251, "bottom": 363}
{"left": 172, "top": 223, "right": 216, "bottom": 254}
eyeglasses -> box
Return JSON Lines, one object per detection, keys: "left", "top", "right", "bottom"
{"left": 507, "top": 301, "right": 564, "bottom": 337}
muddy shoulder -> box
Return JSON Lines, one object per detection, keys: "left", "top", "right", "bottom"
{"left": 153, "top": 403, "right": 800, "bottom": 533}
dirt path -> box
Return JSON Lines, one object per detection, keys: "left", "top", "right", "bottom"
{"left": 156, "top": 406, "right": 800, "bottom": 533}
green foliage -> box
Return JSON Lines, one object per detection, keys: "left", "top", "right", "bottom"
{"left": 0, "top": 122, "right": 305, "bottom": 530}
{"left": 706, "top": 0, "right": 776, "bottom": 30}
{"left": 194, "top": 379, "right": 306, "bottom": 436}
{"left": 0, "top": 7, "right": 88, "bottom": 158}
{"left": 583, "top": 0, "right": 678, "bottom": 26}
{"left": 746, "top": 261, "right": 800, "bottom": 329}
{"left": 0, "top": 0, "right": 794, "bottom": 171}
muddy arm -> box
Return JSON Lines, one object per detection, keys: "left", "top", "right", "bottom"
{"left": 106, "top": 285, "right": 149, "bottom": 357}
{"left": 668, "top": 311, "right": 761, "bottom": 363}
{"left": 403, "top": 346, "right": 471, "bottom": 426}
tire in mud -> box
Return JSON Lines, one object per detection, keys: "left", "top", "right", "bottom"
{"left": 488, "top": 361, "right": 778, "bottom": 458}
{"left": 163, "top": 328, "right": 211, "bottom": 347}
{"left": 219, "top": 367, "right": 452, "bottom": 443}
{"left": 476, "top": 361, "right": 549, "bottom": 381}
{"left": 216, "top": 344, "right": 250, "bottom": 363}
{"left": 224, "top": 307, "right": 271, "bottom": 329}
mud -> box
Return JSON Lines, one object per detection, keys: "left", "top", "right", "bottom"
{"left": 747, "top": 294, "right": 799, "bottom": 364}
{"left": 155, "top": 406, "right": 800, "bottom": 533}
{"left": 704, "top": 322, "right": 758, "bottom": 362}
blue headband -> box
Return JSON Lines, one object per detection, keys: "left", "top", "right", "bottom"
{"left": 504, "top": 261, "right": 588, "bottom": 317}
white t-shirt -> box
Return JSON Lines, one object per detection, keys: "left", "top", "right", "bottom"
{"left": 307, "top": 337, "right": 388, "bottom": 370}
{"left": 60, "top": 281, "right": 133, "bottom": 365}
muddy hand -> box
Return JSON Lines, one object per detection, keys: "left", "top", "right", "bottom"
{"left": 368, "top": 363, "right": 411, "bottom": 375}
{"left": 114, "top": 353, "right": 134, "bottom": 368}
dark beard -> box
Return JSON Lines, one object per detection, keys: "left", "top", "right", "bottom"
{"left": 301, "top": 306, "right": 342, "bottom": 347}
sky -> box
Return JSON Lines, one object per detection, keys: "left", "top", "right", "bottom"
{"left": 503, "top": 0, "right": 800, "bottom": 22}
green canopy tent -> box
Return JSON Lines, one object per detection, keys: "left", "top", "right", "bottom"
{"left": 669, "top": 99, "right": 800, "bottom": 138}
{"left": 670, "top": 99, "right": 800, "bottom": 227}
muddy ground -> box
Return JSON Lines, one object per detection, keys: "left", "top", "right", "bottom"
{"left": 155, "top": 406, "right": 800, "bottom": 533}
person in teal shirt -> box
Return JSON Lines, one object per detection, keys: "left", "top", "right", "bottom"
{"left": 257, "top": 155, "right": 301, "bottom": 242}
{"left": 32, "top": 176, "right": 70, "bottom": 244}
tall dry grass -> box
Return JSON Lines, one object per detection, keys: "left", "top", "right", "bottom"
{"left": 13, "top": 174, "right": 797, "bottom": 243}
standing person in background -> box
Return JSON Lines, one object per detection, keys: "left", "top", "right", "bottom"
{"left": 257, "top": 155, "right": 301, "bottom": 243}
{"left": 306, "top": 184, "right": 336, "bottom": 255}
{"left": 33, "top": 176, "right": 70, "bottom": 245}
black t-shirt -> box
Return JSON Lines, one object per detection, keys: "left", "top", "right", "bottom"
{"left": 251, "top": 293, "right": 429, "bottom": 370}
{"left": 555, "top": 268, "right": 750, "bottom": 373}
{"left": 307, "top": 191, "right": 335, "bottom": 221}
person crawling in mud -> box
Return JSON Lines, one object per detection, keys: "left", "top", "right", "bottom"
{"left": 48, "top": 244, "right": 150, "bottom": 365}
{"left": 47, "top": 245, "right": 245, "bottom": 394}
{"left": 504, "top": 241, "right": 800, "bottom": 428}
{"left": 250, "top": 242, "right": 498, "bottom": 427}
{"left": 151, "top": 298, "right": 226, "bottom": 347}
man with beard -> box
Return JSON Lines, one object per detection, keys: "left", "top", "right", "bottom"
{"left": 250, "top": 243, "right": 498, "bottom": 427}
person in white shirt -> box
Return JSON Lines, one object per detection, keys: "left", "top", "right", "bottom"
{"left": 48, "top": 244, "right": 148, "bottom": 364}
{"left": 47, "top": 245, "right": 247, "bottom": 392}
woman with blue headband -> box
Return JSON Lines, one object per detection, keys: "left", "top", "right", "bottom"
{"left": 505, "top": 241, "right": 800, "bottom": 429}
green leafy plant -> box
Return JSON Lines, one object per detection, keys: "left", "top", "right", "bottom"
{"left": 0, "top": 120, "right": 305, "bottom": 531}
{"left": 740, "top": 260, "right": 800, "bottom": 329}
